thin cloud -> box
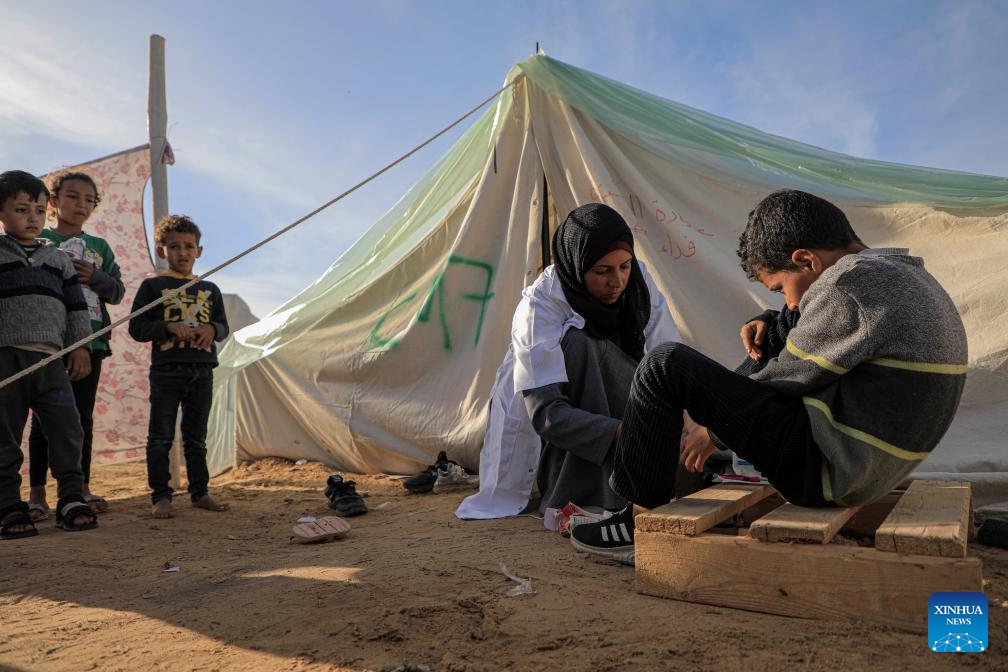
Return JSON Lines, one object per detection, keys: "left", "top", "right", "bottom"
{"left": 0, "top": 36, "right": 138, "bottom": 150}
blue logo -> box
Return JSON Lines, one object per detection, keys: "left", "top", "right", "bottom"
{"left": 929, "top": 592, "right": 987, "bottom": 652}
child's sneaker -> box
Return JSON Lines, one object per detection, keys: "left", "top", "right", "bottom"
{"left": 325, "top": 475, "right": 368, "bottom": 517}
{"left": 569, "top": 506, "right": 635, "bottom": 565}
{"left": 432, "top": 462, "right": 479, "bottom": 494}
{"left": 403, "top": 451, "right": 450, "bottom": 493}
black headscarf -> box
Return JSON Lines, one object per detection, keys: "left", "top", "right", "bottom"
{"left": 552, "top": 203, "right": 651, "bottom": 362}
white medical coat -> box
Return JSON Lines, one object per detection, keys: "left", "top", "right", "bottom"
{"left": 455, "top": 262, "right": 680, "bottom": 519}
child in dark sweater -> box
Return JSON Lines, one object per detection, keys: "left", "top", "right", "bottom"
{"left": 129, "top": 215, "right": 230, "bottom": 519}
{"left": 28, "top": 171, "right": 125, "bottom": 517}
{"left": 0, "top": 170, "right": 97, "bottom": 539}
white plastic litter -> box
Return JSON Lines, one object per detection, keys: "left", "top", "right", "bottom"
{"left": 499, "top": 561, "right": 534, "bottom": 596}
{"left": 296, "top": 516, "right": 317, "bottom": 524}
{"left": 373, "top": 501, "right": 392, "bottom": 510}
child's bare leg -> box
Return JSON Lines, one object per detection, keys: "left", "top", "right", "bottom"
{"left": 28, "top": 485, "right": 50, "bottom": 512}
{"left": 192, "top": 494, "right": 229, "bottom": 512}
{"left": 152, "top": 499, "right": 174, "bottom": 519}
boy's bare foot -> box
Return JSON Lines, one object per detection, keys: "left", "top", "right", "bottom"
{"left": 152, "top": 499, "right": 174, "bottom": 519}
{"left": 28, "top": 486, "right": 50, "bottom": 520}
{"left": 28, "top": 502, "right": 50, "bottom": 522}
{"left": 192, "top": 495, "right": 229, "bottom": 512}
{"left": 83, "top": 488, "right": 109, "bottom": 513}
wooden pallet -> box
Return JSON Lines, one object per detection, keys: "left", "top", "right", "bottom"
{"left": 635, "top": 479, "right": 982, "bottom": 633}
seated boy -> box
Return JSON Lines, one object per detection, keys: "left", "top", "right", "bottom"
{"left": 571, "top": 189, "right": 968, "bottom": 564}
{"left": 129, "top": 215, "right": 230, "bottom": 519}
{"left": 0, "top": 170, "right": 98, "bottom": 539}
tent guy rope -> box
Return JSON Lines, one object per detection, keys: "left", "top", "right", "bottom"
{"left": 0, "top": 79, "right": 517, "bottom": 392}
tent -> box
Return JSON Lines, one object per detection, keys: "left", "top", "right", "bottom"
{"left": 206, "top": 54, "right": 1008, "bottom": 512}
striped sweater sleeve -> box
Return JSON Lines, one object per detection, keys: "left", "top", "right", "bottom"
{"left": 61, "top": 261, "right": 91, "bottom": 347}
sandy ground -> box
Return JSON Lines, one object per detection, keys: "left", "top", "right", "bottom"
{"left": 1, "top": 458, "right": 1006, "bottom": 672}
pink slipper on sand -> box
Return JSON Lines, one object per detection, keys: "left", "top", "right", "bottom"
{"left": 290, "top": 516, "right": 351, "bottom": 544}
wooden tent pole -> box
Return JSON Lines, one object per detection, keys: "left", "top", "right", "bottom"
{"left": 148, "top": 34, "right": 182, "bottom": 490}
{"left": 148, "top": 34, "right": 169, "bottom": 259}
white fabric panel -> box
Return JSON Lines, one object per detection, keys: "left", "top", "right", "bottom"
{"left": 32, "top": 147, "right": 154, "bottom": 465}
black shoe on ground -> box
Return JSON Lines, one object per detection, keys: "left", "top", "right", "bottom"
{"left": 325, "top": 475, "right": 367, "bottom": 517}
{"left": 569, "top": 506, "right": 635, "bottom": 565}
{"left": 403, "top": 451, "right": 450, "bottom": 493}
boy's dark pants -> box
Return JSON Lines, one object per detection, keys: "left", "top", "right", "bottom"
{"left": 0, "top": 348, "right": 84, "bottom": 514}
{"left": 145, "top": 363, "right": 213, "bottom": 504}
{"left": 28, "top": 350, "right": 104, "bottom": 487}
{"left": 611, "top": 342, "right": 828, "bottom": 509}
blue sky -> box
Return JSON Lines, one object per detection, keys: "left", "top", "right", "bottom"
{"left": 2, "top": 0, "right": 1006, "bottom": 318}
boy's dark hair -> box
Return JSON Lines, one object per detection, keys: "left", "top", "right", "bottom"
{"left": 737, "top": 189, "right": 863, "bottom": 281}
{"left": 0, "top": 170, "right": 50, "bottom": 205}
{"left": 49, "top": 171, "right": 102, "bottom": 205}
{"left": 154, "top": 214, "right": 202, "bottom": 246}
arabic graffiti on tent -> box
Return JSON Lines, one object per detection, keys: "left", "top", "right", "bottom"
{"left": 368, "top": 255, "right": 495, "bottom": 351}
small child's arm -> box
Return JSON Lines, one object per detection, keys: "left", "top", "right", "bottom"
{"left": 86, "top": 259, "right": 126, "bottom": 305}
{"left": 62, "top": 262, "right": 93, "bottom": 380}
{"left": 128, "top": 281, "right": 170, "bottom": 343}
{"left": 208, "top": 284, "right": 229, "bottom": 342}
{"left": 66, "top": 347, "right": 92, "bottom": 381}
{"left": 63, "top": 267, "right": 91, "bottom": 346}
{"left": 188, "top": 285, "right": 230, "bottom": 350}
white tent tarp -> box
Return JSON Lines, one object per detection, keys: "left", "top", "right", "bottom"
{"left": 207, "top": 55, "right": 1008, "bottom": 511}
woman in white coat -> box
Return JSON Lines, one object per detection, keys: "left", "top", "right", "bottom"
{"left": 456, "top": 203, "right": 679, "bottom": 519}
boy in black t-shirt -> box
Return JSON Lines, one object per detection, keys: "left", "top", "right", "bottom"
{"left": 129, "top": 215, "right": 230, "bottom": 519}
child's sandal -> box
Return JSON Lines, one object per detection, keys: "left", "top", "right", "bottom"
{"left": 1, "top": 504, "right": 39, "bottom": 540}
{"left": 56, "top": 500, "right": 98, "bottom": 532}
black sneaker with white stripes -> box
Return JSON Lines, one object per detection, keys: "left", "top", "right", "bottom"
{"left": 569, "top": 506, "right": 635, "bottom": 565}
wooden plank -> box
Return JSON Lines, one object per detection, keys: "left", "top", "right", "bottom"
{"left": 635, "top": 531, "right": 983, "bottom": 633}
{"left": 636, "top": 484, "right": 775, "bottom": 536}
{"left": 743, "top": 489, "right": 902, "bottom": 536}
{"left": 838, "top": 492, "right": 902, "bottom": 538}
{"left": 749, "top": 503, "right": 861, "bottom": 544}
{"left": 875, "top": 480, "right": 972, "bottom": 558}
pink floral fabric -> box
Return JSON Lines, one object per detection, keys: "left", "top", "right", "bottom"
{"left": 37, "top": 146, "right": 155, "bottom": 464}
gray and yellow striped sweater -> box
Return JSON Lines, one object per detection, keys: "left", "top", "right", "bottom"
{"left": 0, "top": 235, "right": 90, "bottom": 352}
{"left": 751, "top": 248, "right": 967, "bottom": 506}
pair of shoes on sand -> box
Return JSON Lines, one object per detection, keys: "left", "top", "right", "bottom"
{"left": 403, "top": 451, "right": 478, "bottom": 494}
{"left": 325, "top": 475, "right": 368, "bottom": 517}
{"left": 292, "top": 475, "right": 366, "bottom": 544}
